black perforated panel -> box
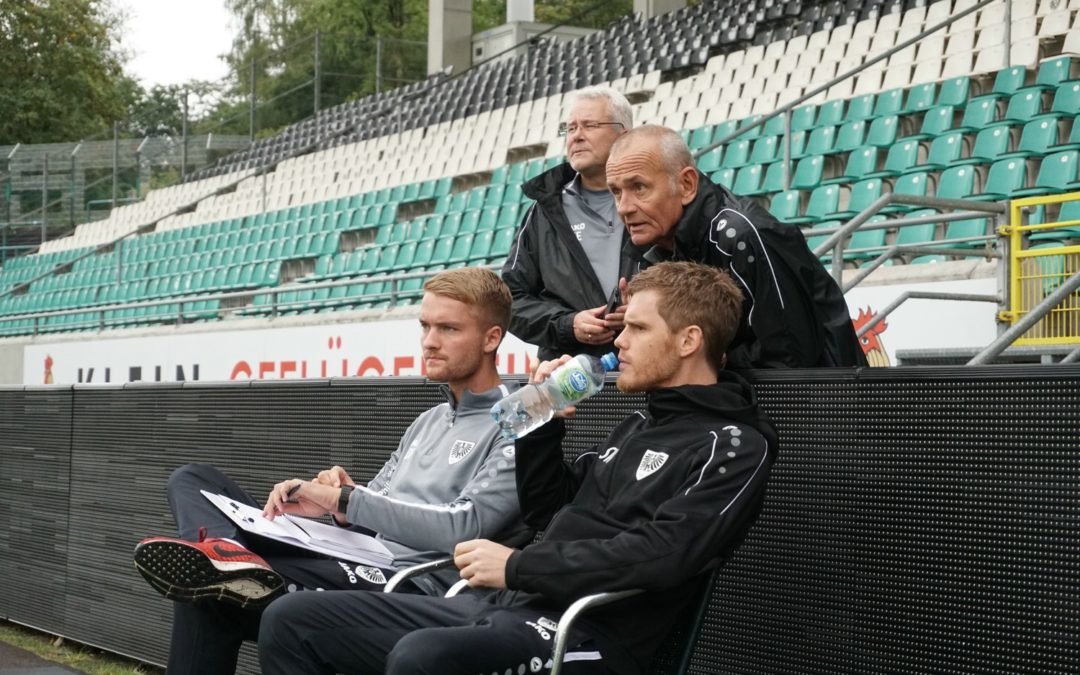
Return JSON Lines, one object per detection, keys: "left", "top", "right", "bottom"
{"left": 1, "top": 366, "right": 1078, "bottom": 674}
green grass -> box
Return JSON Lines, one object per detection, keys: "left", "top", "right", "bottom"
{"left": 0, "top": 621, "right": 163, "bottom": 675}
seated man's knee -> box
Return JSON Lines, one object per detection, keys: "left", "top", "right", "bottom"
{"left": 258, "top": 592, "right": 307, "bottom": 655}
{"left": 167, "top": 462, "right": 219, "bottom": 496}
{"left": 386, "top": 630, "right": 455, "bottom": 675}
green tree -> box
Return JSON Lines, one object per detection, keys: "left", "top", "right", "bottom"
{"left": 0, "top": 0, "right": 135, "bottom": 144}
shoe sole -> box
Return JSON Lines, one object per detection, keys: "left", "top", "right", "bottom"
{"left": 133, "top": 540, "right": 283, "bottom": 609}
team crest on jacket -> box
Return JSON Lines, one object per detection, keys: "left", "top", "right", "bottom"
{"left": 636, "top": 450, "right": 669, "bottom": 480}
{"left": 448, "top": 440, "right": 477, "bottom": 464}
{"left": 355, "top": 565, "right": 387, "bottom": 585}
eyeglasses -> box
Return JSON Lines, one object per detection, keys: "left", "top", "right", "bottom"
{"left": 558, "top": 121, "right": 624, "bottom": 136}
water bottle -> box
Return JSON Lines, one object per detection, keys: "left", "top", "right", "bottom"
{"left": 491, "top": 353, "right": 619, "bottom": 440}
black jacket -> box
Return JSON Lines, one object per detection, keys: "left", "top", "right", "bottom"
{"left": 501, "top": 373, "right": 777, "bottom": 674}
{"left": 626, "top": 174, "right": 868, "bottom": 369}
{"left": 502, "top": 163, "right": 637, "bottom": 360}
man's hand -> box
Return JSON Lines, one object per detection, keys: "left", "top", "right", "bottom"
{"left": 603, "top": 277, "right": 630, "bottom": 330}
{"left": 314, "top": 465, "right": 356, "bottom": 488}
{"left": 454, "top": 539, "right": 515, "bottom": 589}
{"left": 573, "top": 305, "right": 613, "bottom": 346}
{"left": 262, "top": 479, "right": 339, "bottom": 520}
{"left": 531, "top": 355, "right": 577, "bottom": 417}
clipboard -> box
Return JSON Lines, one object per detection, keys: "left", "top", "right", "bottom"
{"left": 201, "top": 490, "right": 394, "bottom": 568}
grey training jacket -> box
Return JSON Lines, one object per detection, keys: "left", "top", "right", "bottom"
{"left": 345, "top": 381, "right": 533, "bottom": 567}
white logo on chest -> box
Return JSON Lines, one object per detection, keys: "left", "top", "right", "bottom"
{"left": 635, "top": 450, "right": 669, "bottom": 480}
{"left": 571, "top": 222, "right": 586, "bottom": 240}
{"left": 448, "top": 440, "right": 477, "bottom": 465}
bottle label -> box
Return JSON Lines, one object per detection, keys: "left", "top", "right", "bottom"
{"left": 555, "top": 365, "right": 591, "bottom": 402}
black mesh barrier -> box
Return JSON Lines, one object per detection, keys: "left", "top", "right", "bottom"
{"left": 0, "top": 387, "right": 73, "bottom": 634}
{"left": 1, "top": 366, "right": 1078, "bottom": 673}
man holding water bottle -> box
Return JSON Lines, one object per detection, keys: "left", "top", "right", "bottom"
{"left": 258, "top": 261, "right": 777, "bottom": 675}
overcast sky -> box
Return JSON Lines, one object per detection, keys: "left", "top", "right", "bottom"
{"left": 117, "top": 0, "right": 235, "bottom": 88}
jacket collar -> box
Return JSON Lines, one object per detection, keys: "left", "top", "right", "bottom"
{"left": 634, "top": 171, "right": 726, "bottom": 264}
{"left": 438, "top": 381, "right": 516, "bottom": 414}
{"left": 643, "top": 370, "right": 776, "bottom": 447}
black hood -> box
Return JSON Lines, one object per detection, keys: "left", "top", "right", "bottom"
{"left": 522, "top": 162, "right": 577, "bottom": 202}
{"left": 645, "top": 370, "right": 777, "bottom": 449}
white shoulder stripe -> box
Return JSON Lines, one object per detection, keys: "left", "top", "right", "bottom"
{"left": 685, "top": 431, "right": 719, "bottom": 495}
{"left": 508, "top": 203, "right": 537, "bottom": 270}
{"left": 357, "top": 486, "right": 475, "bottom": 513}
{"left": 709, "top": 208, "right": 785, "bottom": 315}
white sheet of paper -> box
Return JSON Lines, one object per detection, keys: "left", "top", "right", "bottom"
{"left": 201, "top": 490, "right": 394, "bottom": 567}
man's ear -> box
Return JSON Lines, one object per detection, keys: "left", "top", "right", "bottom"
{"left": 678, "top": 166, "right": 698, "bottom": 206}
{"left": 678, "top": 325, "right": 704, "bottom": 358}
{"left": 483, "top": 325, "right": 504, "bottom": 354}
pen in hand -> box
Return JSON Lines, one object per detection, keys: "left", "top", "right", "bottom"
{"left": 285, "top": 482, "right": 302, "bottom": 504}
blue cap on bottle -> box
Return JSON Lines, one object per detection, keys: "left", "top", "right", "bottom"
{"left": 600, "top": 352, "right": 619, "bottom": 372}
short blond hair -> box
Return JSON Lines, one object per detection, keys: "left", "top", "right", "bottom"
{"left": 423, "top": 267, "right": 512, "bottom": 332}
{"left": 626, "top": 261, "right": 743, "bottom": 370}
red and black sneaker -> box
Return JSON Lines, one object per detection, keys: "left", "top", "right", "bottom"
{"left": 133, "top": 529, "right": 284, "bottom": 609}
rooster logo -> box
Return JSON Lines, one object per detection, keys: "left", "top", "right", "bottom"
{"left": 44, "top": 355, "right": 55, "bottom": 384}
{"left": 852, "top": 308, "right": 890, "bottom": 367}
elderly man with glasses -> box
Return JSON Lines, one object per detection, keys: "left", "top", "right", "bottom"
{"left": 502, "top": 85, "right": 638, "bottom": 360}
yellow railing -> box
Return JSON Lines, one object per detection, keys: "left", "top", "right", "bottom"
{"left": 1003, "top": 192, "right": 1080, "bottom": 346}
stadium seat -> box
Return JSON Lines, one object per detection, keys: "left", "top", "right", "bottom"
{"left": 968, "top": 158, "right": 1028, "bottom": 201}
{"left": 935, "top": 165, "right": 978, "bottom": 201}
{"left": 769, "top": 190, "right": 804, "bottom": 221}
{"left": 882, "top": 172, "right": 931, "bottom": 213}
{"left": 1013, "top": 150, "right": 1080, "bottom": 196}
{"left": 1000, "top": 118, "right": 1059, "bottom": 158}
{"left": 867, "top": 140, "right": 921, "bottom": 178}
{"left": 828, "top": 178, "right": 885, "bottom": 219}
{"left": 954, "top": 125, "right": 1013, "bottom": 166}
{"left": 908, "top": 131, "right": 967, "bottom": 172}
{"left": 825, "top": 146, "right": 878, "bottom": 185}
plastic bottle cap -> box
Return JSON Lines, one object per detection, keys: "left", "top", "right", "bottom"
{"left": 600, "top": 352, "right": 619, "bottom": 372}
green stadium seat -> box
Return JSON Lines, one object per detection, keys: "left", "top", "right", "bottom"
{"left": 417, "top": 180, "right": 437, "bottom": 200}
{"left": 750, "top": 136, "right": 780, "bottom": 164}
{"left": 491, "top": 227, "right": 516, "bottom": 258}
{"left": 846, "top": 215, "right": 889, "bottom": 260}
{"left": 791, "top": 104, "right": 817, "bottom": 132}
{"left": 720, "top": 139, "right": 751, "bottom": 168}
{"left": 791, "top": 155, "right": 825, "bottom": 190}
{"left": 733, "top": 164, "right": 764, "bottom": 195}
{"left": 1036, "top": 57, "right": 1080, "bottom": 90}
{"left": 1050, "top": 114, "right": 1080, "bottom": 151}
{"left": 873, "top": 89, "right": 904, "bottom": 117}
{"left": 769, "top": 190, "right": 803, "bottom": 221}
{"left": 943, "top": 217, "right": 990, "bottom": 246}
{"left": 502, "top": 184, "right": 523, "bottom": 204}
{"left": 882, "top": 172, "right": 930, "bottom": 213}
{"left": 392, "top": 242, "right": 418, "bottom": 271}
{"left": 792, "top": 184, "right": 840, "bottom": 224}
{"left": 908, "top": 131, "right": 965, "bottom": 172}
{"left": 1040, "top": 81, "right": 1080, "bottom": 121}
{"left": 402, "top": 183, "right": 420, "bottom": 201}
{"left": 804, "top": 126, "right": 837, "bottom": 155}
{"left": 468, "top": 231, "right": 495, "bottom": 262}
{"left": 824, "top": 146, "right": 877, "bottom": 185}
{"left": 448, "top": 191, "right": 469, "bottom": 212}
{"left": 429, "top": 236, "right": 455, "bottom": 265}
{"left": 895, "top": 209, "right": 940, "bottom": 252}
{"left": 434, "top": 176, "right": 453, "bottom": 197}
{"left": 904, "top": 105, "right": 958, "bottom": 141}
{"left": 490, "top": 165, "right": 509, "bottom": 184}
{"left": 867, "top": 140, "right": 921, "bottom": 178}
{"left": 466, "top": 187, "right": 488, "bottom": 211}
{"left": 485, "top": 184, "right": 506, "bottom": 207}
{"left": 697, "top": 146, "right": 723, "bottom": 173}
{"left": 689, "top": 125, "right": 715, "bottom": 150}
{"left": 447, "top": 234, "right": 474, "bottom": 264}
{"left": 905, "top": 83, "right": 937, "bottom": 113}
{"left": 404, "top": 218, "right": 426, "bottom": 242}
{"left": 816, "top": 99, "right": 846, "bottom": 127}
{"left": 954, "top": 125, "right": 1012, "bottom": 166}
{"left": 378, "top": 204, "right": 396, "bottom": 226}
{"left": 758, "top": 161, "right": 787, "bottom": 194}
{"left": 804, "top": 220, "right": 840, "bottom": 262}
{"left": 374, "top": 244, "right": 400, "bottom": 273}
{"left": 506, "top": 163, "right": 525, "bottom": 184}
{"left": 763, "top": 114, "right": 787, "bottom": 136}
{"left": 1030, "top": 199, "right": 1080, "bottom": 241}
{"left": 412, "top": 239, "right": 436, "bottom": 267}
{"left": 710, "top": 120, "right": 738, "bottom": 143}
{"left": 460, "top": 210, "right": 481, "bottom": 233}
{"left": 935, "top": 165, "right": 977, "bottom": 201}
{"left": 478, "top": 207, "right": 500, "bottom": 231}
{"left": 996, "top": 88, "right": 1047, "bottom": 125}
{"left": 955, "top": 97, "right": 1001, "bottom": 131}
{"left": 497, "top": 204, "right": 521, "bottom": 229}
{"left": 835, "top": 120, "right": 867, "bottom": 152}
{"left": 1000, "top": 118, "right": 1059, "bottom": 159}
{"left": 421, "top": 215, "right": 444, "bottom": 239}
{"left": 1012, "top": 150, "right": 1080, "bottom": 197}
{"left": 440, "top": 213, "right": 462, "bottom": 238}
{"left": 990, "top": 66, "right": 1029, "bottom": 99}
{"left": 937, "top": 76, "right": 971, "bottom": 108}
{"left": 523, "top": 158, "right": 546, "bottom": 181}
{"left": 969, "top": 158, "right": 1028, "bottom": 201}
{"left": 710, "top": 168, "right": 735, "bottom": 189}
{"left": 829, "top": 178, "right": 885, "bottom": 219}
{"left": 866, "top": 115, "right": 900, "bottom": 147}
{"left": 845, "top": 94, "right": 876, "bottom": 122}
